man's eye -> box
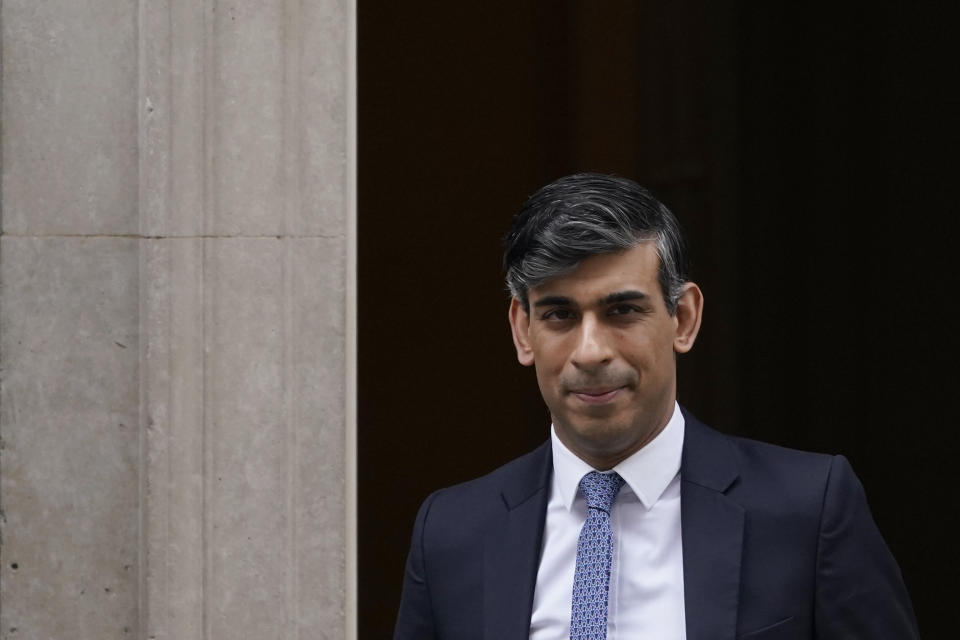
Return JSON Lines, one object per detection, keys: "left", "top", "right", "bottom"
{"left": 609, "top": 304, "right": 640, "bottom": 316}
{"left": 543, "top": 308, "right": 575, "bottom": 321}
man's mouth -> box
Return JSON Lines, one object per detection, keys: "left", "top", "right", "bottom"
{"left": 569, "top": 387, "right": 625, "bottom": 404}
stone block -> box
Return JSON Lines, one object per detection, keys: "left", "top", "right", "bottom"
{"left": 1, "top": 0, "right": 138, "bottom": 235}
{"left": 289, "top": 237, "right": 347, "bottom": 637}
{"left": 2, "top": 0, "right": 353, "bottom": 637}
{"left": 140, "top": 238, "right": 206, "bottom": 639}
{"left": 0, "top": 237, "right": 140, "bottom": 638}
{"left": 301, "top": 0, "right": 350, "bottom": 238}
{"left": 139, "top": 0, "right": 351, "bottom": 239}
{"left": 139, "top": 0, "right": 207, "bottom": 238}
{"left": 210, "top": 3, "right": 286, "bottom": 237}
{"left": 203, "top": 238, "right": 288, "bottom": 636}
{"left": 139, "top": 238, "right": 345, "bottom": 638}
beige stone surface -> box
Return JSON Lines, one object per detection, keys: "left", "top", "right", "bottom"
{"left": 140, "top": 238, "right": 206, "bottom": 639}
{"left": 1, "top": 0, "right": 353, "bottom": 637}
{"left": 139, "top": 0, "right": 207, "bottom": 238}
{"left": 2, "top": 0, "right": 139, "bottom": 235}
{"left": 289, "top": 238, "right": 347, "bottom": 637}
{"left": 204, "top": 239, "right": 290, "bottom": 636}
{"left": 140, "top": 237, "right": 347, "bottom": 639}
{"left": 201, "top": 238, "right": 346, "bottom": 638}
{"left": 139, "top": 0, "right": 351, "bottom": 238}
{"left": 212, "top": 3, "right": 286, "bottom": 237}
{"left": 300, "top": 0, "right": 351, "bottom": 238}
{"left": 0, "top": 237, "right": 140, "bottom": 638}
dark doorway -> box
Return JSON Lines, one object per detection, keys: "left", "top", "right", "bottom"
{"left": 359, "top": 3, "right": 957, "bottom": 637}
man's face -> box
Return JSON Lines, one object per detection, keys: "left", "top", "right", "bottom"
{"left": 508, "top": 242, "right": 702, "bottom": 469}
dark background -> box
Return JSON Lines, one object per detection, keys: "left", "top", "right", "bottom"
{"left": 359, "top": 3, "right": 958, "bottom": 637}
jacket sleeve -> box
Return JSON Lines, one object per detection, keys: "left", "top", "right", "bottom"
{"left": 394, "top": 492, "right": 439, "bottom": 640}
{"left": 814, "top": 455, "right": 920, "bottom": 638}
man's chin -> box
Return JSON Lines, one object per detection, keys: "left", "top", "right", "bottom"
{"left": 556, "top": 419, "right": 640, "bottom": 458}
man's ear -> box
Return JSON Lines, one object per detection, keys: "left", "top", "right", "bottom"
{"left": 673, "top": 282, "right": 704, "bottom": 354}
{"left": 508, "top": 297, "right": 535, "bottom": 366}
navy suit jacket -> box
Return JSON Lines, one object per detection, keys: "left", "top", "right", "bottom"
{"left": 394, "top": 410, "right": 919, "bottom": 639}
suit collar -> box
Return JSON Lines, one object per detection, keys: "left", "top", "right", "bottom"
{"left": 484, "top": 442, "right": 552, "bottom": 640}
{"left": 551, "top": 401, "right": 685, "bottom": 512}
{"left": 484, "top": 410, "right": 747, "bottom": 640}
{"left": 499, "top": 440, "right": 553, "bottom": 509}
{"left": 680, "top": 405, "right": 740, "bottom": 492}
{"left": 680, "top": 407, "right": 745, "bottom": 640}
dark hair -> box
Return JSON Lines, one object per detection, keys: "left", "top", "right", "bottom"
{"left": 502, "top": 173, "right": 690, "bottom": 314}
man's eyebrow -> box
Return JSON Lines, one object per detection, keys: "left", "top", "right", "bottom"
{"left": 602, "top": 290, "right": 649, "bottom": 304}
{"left": 532, "top": 295, "right": 574, "bottom": 308}
{"left": 531, "top": 291, "right": 649, "bottom": 308}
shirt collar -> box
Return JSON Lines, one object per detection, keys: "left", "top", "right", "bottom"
{"left": 550, "top": 401, "right": 685, "bottom": 511}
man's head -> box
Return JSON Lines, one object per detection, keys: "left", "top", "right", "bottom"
{"left": 504, "top": 174, "right": 703, "bottom": 470}
{"left": 503, "top": 173, "right": 689, "bottom": 315}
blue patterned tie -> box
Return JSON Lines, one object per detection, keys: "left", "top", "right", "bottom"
{"left": 570, "top": 471, "right": 625, "bottom": 640}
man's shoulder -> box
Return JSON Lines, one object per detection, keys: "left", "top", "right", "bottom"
{"left": 729, "top": 430, "right": 835, "bottom": 471}
{"left": 426, "top": 440, "right": 551, "bottom": 508}
{"left": 684, "top": 412, "right": 842, "bottom": 506}
{"left": 414, "top": 441, "right": 549, "bottom": 520}
{"left": 410, "top": 441, "right": 551, "bottom": 547}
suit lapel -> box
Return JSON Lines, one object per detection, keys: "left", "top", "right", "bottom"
{"left": 680, "top": 411, "right": 745, "bottom": 640}
{"left": 479, "top": 414, "right": 744, "bottom": 639}
{"left": 483, "top": 443, "right": 552, "bottom": 640}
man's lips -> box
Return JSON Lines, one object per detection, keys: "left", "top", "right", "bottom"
{"left": 569, "top": 387, "right": 626, "bottom": 404}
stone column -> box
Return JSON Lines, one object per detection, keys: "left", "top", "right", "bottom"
{"left": 1, "top": 1, "right": 355, "bottom": 638}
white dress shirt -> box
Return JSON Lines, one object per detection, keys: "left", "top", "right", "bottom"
{"left": 529, "top": 402, "right": 687, "bottom": 640}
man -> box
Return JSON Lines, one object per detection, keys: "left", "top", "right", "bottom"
{"left": 394, "top": 174, "right": 918, "bottom": 639}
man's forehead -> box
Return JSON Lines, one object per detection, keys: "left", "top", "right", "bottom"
{"left": 527, "top": 243, "right": 662, "bottom": 301}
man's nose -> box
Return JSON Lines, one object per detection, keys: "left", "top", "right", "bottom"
{"left": 570, "top": 315, "right": 613, "bottom": 370}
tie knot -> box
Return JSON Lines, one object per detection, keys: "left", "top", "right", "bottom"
{"left": 579, "top": 471, "right": 625, "bottom": 512}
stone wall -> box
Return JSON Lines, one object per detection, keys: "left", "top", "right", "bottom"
{"left": 0, "top": 1, "right": 355, "bottom": 638}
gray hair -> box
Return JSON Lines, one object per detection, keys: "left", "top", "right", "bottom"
{"left": 502, "top": 173, "right": 689, "bottom": 314}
